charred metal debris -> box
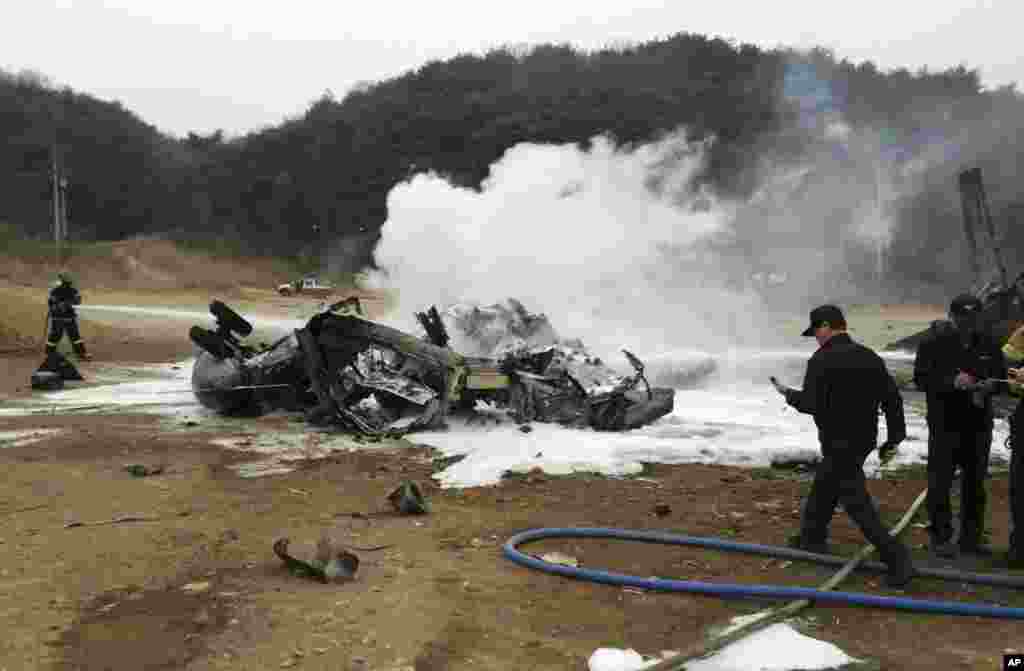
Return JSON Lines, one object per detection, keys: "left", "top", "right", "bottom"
{"left": 188, "top": 297, "right": 674, "bottom": 436}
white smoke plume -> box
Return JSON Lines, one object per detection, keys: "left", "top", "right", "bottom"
{"left": 365, "top": 134, "right": 783, "bottom": 364}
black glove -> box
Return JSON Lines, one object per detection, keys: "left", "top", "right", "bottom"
{"left": 975, "top": 379, "right": 1006, "bottom": 395}
{"left": 963, "top": 379, "right": 1001, "bottom": 408}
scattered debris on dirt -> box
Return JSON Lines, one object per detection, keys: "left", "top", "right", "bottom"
{"left": 123, "top": 463, "right": 165, "bottom": 477}
{"left": 64, "top": 514, "right": 159, "bottom": 529}
{"left": 525, "top": 466, "right": 547, "bottom": 484}
{"left": 387, "top": 480, "right": 431, "bottom": 514}
{"left": 181, "top": 581, "right": 212, "bottom": 594}
{"left": 273, "top": 536, "right": 360, "bottom": 583}
{"left": 0, "top": 502, "right": 49, "bottom": 516}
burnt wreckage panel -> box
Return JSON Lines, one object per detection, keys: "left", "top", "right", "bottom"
{"left": 189, "top": 298, "right": 674, "bottom": 434}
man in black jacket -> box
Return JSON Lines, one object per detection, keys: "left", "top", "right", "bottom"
{"left": 913, "top": 293, "right": 1006, "bottom": 558}
{"left": 773, "top": 304, "right": 914, "bottom": 588}
{"left": 46, "top": 272, "right": 90, "bottom": 360}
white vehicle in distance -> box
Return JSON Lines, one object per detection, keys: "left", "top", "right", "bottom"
{"left": 277, "top": 275, "right": 335, "bottom": 298}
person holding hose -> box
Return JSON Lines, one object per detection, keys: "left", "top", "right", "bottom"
{"left": 46, "top": 271, "right": 91, "bottom": 360}
{"left": 771, "top": 304, "right": 915, "bottom": 588}
{"left": 913, "top": 294, "right": 1005, "bottom": 558}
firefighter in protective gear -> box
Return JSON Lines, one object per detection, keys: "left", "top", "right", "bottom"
{"left": 47, "top": 272, "right": 90, "bottom": 360}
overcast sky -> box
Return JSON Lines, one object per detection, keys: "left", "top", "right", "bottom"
{"left": 4, "top": 0, "right": 1020, "bottom": 138}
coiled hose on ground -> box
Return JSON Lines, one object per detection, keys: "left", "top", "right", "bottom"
{"left": 503, "top": 527, "right": 1024, "bottom": 619}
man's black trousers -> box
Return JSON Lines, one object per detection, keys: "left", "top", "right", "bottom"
{"left": 800, "top": 439, "right": 910, "bottom": 566}
{"left": 926, "top": 425, "right": 992, "bottom": 547}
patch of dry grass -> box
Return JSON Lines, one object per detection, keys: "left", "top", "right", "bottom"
{"left": 844, "top": 304, "right": 943, "bottom": 350}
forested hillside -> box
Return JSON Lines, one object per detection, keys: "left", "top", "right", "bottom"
{"left": 3, "top": 34, "right": 1023, "bottom": 293}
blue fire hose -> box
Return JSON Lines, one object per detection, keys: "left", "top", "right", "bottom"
{"left": 503, "top": 527, "right": 1024, "bottom": 619}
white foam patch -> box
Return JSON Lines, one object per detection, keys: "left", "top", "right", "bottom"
{"left": 587, "top": 648, "right": 651, "bottom": 671}
{"left": 0, "top": 360, "right": 202, "bottom": 418}
{"left": 686, "top": 623, "right": 859, "bottom": 670}
{"left": 0, "top": 429, "right": 64, "bottom": 448}
{"left": 590, "top": 613, "right": 858, "bottom": 670}
{"left": 424, "top": 374, "right": 1008, "bottom": 488}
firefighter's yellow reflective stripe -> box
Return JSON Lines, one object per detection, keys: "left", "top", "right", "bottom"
{"left": 1003, "top": 341, "right": 1024, "bottom": 396}
{"left": 1006, "top": 325, "right": 1024, "bottom": 356}
{"left": 72, "top": 339, "right": 83, "bottom": 344}
{"left": 1003, "top": 342, "right": 1024, "bottom": 364}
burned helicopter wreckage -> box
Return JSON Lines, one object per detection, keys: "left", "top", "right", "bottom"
{"left": 188, "top": 298, "right": 675, "bottom": 435}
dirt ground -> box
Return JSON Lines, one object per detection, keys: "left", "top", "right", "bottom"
{"left": 1, "top": 274, "right": 1022, "bottom": 670}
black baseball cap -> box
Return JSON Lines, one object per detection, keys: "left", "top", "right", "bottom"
{"left": 949, "top": 293, "right": 983, "bottom": 317}
{"left": 801, "top": 304, "right": 845, "bottom": 337}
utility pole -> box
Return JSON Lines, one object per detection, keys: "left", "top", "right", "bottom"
{"left": 49, "top": 144, "right": 70, "bottom": 268}
{"left": 59, "top": 173, "right": 69, "bottom": 249}
{"left": 51, "top": 143, "right": 61, "bottom": 267}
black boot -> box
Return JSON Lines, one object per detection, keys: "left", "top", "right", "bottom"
{"left": 960, "top": 541, "right": 994, "bottom": 556}
{"left": 884, "top": 559, "right": 917, "bottom": 589}
{"left": 881, "top": 541, "right": 917, "bottom": 589}
{"left": 930, "top": 534, "right": 959, "bottom": 559}
{"left": 786, "top": 532, "right": 831, "bottom": 555}
{"left": 959, "top": 531, "right": 994, "bottom": 556}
